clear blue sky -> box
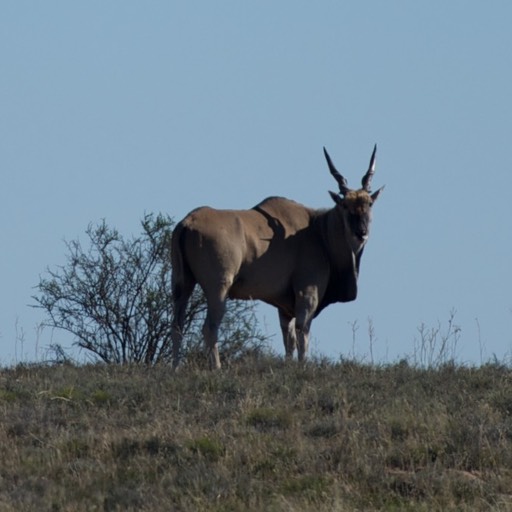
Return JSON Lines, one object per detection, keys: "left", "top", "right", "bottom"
{"left": 1, "top": 2, "right": 511, "bottom": 365}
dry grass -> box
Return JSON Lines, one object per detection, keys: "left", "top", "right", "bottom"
{"left": 1, "top": 355, "right": 512, "bottom": 511}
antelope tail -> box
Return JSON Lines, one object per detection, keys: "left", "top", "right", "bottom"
{"left": 170, "top": 222, "right": 189, "bottom": 299}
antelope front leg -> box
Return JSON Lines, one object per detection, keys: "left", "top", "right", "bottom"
{"left": 294, "top": 288, "right": 318, "bottom": 362}
{"left": 279, "top": 310, "right": 297, "bottom": 359}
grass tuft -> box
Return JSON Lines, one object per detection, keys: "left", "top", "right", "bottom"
{"left": 246, "top": 407, "right": 293, "bottom": 431}
{"left": 186, "top": 436, "right": 225, "bottom": 461}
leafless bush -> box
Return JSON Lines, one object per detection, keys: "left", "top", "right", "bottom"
{"left": 33, "top": 214, "right": 267, "bottom": 365}
{"left": 413, "top": 309, "right": 461, "bottom": 368}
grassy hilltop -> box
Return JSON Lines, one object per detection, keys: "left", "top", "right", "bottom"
{"left": 1, "top": 355, "right": 512, "bottom": 511}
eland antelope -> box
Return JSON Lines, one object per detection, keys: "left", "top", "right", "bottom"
{"left": 171, "top": 146, "right": 383, "bottom": 368}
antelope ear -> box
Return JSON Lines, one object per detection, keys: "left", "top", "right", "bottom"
{"left": 329, "top": 191, "right": 344, "bottom": 206}
{"left": 371, "top": 185, "right": 385, "bottom": 203}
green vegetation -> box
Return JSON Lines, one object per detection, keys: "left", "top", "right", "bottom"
{"left": 1, "top": 356, "right": 512, "bottom": 511}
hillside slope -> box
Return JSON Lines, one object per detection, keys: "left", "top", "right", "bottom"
{"left": 1, "top": 356, "right": 512, "bottom": 511}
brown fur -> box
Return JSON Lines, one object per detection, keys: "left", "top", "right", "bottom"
{"left": 343, "top": 190, "right": 373, "bottom": 215}
{"left": 170, "top": 149, "right": 383, "bottom": 369}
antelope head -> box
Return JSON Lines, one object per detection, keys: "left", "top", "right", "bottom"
{"left": 324, "top": 145, "right": 384, "bottom": 254}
